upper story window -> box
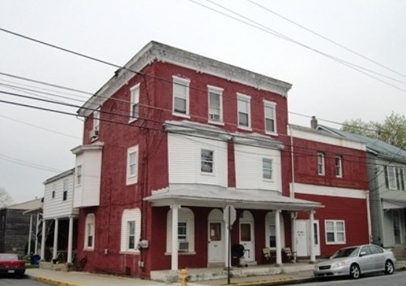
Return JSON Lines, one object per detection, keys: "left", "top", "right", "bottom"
{"left": 317, "top": 152, "right": 325, "bottom": 176}
{"left": 385, "top": 166, "right": 405, "bottom": 191}
{"left": 76, "top": 165, "right": 82, "bottom": 186}
{"left": 264, "top": 100, "right": 277, "bottom": 134}
{"left": 237, "top": 93, "right": 251, "bottom": 129}
{"left": 63, "top": 179, "right": 68, "bottom": 201}
{"left": 335, "top": 156, "right": 343, "bottom": 178}
{"left": 126, "top": 145, "right": 139, "bottom": 185}
{"left": 208, "top": 86, "right": 223, "bottom": 123}
{"left": 93, "top": 109, "right": 100, "bottom": 131}
{"left": 325, "top": 220, "right": 345, "bottom": 244}
{"left": 262, "top": 158, "right": 273, "bottom": 180}
{"left": 130, "top": 83, "right": 140, "bottom": 122}
{"left": 172, "top": 76, "right": 190, "bottom": 116}
{"left": 201, "top": 149, "right": 214, "bottom": 173}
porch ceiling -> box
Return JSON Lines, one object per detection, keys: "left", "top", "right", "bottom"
{"left": 144, "top": 184, "right": 323, "bottom": 211}
{"left": 381, "top": 191, "right": 406, "bottom": 209}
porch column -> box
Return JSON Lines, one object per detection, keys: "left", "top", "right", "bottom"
{"left": 309, "top": 210, "right": 316, "bottom": 263}
{"left": 67, "top": 215, "right": 74, "bottom": 263}
{"left": 291, "top": 212, "right": 297, "bottom": 262}
{"left": 53, "top": 218, "right": 59, "bottom": 260}
{"left": 171, "top": 204, "right": 180, "bottom": 271}
{"left": 35, "top": 212, "right": 40, "bottom": 254}
{"left": 40, "top": 219, "right": 46, "bottom": 260}
{"left": 275, "top": 210, "right": 282, "bottom": 265}
{"left": 27, "top": 214, "right": 33, "bottom": 255}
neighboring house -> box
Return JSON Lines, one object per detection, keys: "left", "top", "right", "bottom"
{"left": 71, "top": 41, "right": 324, "bottom": 277}
{"left": 0, "top": 198, "right": 42, "bottom": 257}
{"left": 40, "top": 169, "right": 78, "bottom": 264}
{"left": 317, "top": 122, "right": 406, "bottom": 257}
{"left": 288, "top": 124, "right": 370, "bottom": 258}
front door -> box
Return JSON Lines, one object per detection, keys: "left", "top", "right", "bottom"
{"left": 393, "top": 210, "right": 402, "bottom": 244}
{"left": 295, "top": 220, "right": 320, "bottom": 257}
{"left": 239, "top": 210, "right": 255, "bottom": 262}
{"left": 208, "top": 222, "right": 224, "bottom": 263}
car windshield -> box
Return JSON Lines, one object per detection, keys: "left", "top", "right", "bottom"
{"left": 332, "top": 247, "right": 359, "bottom": 258}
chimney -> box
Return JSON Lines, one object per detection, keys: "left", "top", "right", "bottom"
{"left": 311, "top": 116, "right": 318, "bottom": 129}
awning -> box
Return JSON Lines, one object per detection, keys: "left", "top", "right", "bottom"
{"left": 144, "top": 184, "right": 323, "bottom": 211}
{"left": 381, "top": 191, "right": 406, "bottom": 210}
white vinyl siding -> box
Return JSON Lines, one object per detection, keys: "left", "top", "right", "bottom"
{"left": 208, "top": 86, "right": 223, "bottom": 123}
{"left": 126, "top": 145, "right": 139, "bottom": 185}
{"left": 130, "top": 83, "right": 140, "bottom": 121}
{"left": 172, "top": 76, "right": 190, "bottom": 116}
{"left": 237, "top": 93, "right": 251, "bottom": 129}
{"left": 325, "top": 220, "right": 346, "bottom": 244}
{"left": 166, "top": 208, "right": 195, "bottom": 253}
{"left": 84, "top": 213, "right": 95, "bottom": 250}
{"left": 264, "top": 100, "right": 277, "bottom": 134}
{"left": 168, "top": 134, "right": 227, "bottom": 186}
{"left": 235, "top": 145, "right": 281, "bottom": 191}
{"left": 120, "top": 208, "right": 141, "bottom": 253}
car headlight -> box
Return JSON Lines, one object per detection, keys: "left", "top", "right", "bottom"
{"left": 332, "top": 261, "right": 346, "bottom": 269}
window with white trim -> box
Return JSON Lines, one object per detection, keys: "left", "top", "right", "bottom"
{"left": 84, "top": 213, "right": 95, "bottom": 250}
{"left": 264, "top": 101, "right": 276, "bottom": 134}
{"left": 402, "top": 168, "right": 406, "bottom": 191}
{"left": 126, "top": 145, "right": 139, "bottom": 185}
{"left": 201, "top": 149, "right": 214, "bottom": 173}
{"left": 335, "top": 156, "right": 342, "bottom": 178}
{"left": 76, "top": 165, "right": 82, "bottom": 186}
{"left": 208, "top": 86, "right": 223, "bottom": 123}
{"left": 130, "top": 84, "right": 140, "bottom": 121}
{"left": 62, "top": 179, "right": 68, "bottom": 201}
{"left": 387, "top": 166, "right": 397, "bottom": 190}
{"left": 325, "top": 220, "right": 345, "bottom": 244}
{"left": 166, "top": 208, "right": 195, "bottom": 253}
{"left": 173, "top": 76, "right": 190, "bottom": 116}
{"left": 317, "top": 152, "right": 325, "bottom": 176}
{"left": 120, "top": 209, "right": 141, "bottom": 253}
{"left": 237, "top": 93, "right": 251, "bottom": 128}
{"left": 262, "top": 158, "right": 273, "bottom": 180}
{"left": 93, "top": 109, "right": 100, "bottom": 131}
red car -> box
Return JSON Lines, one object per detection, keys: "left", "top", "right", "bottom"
{"left": 0, "top": 253, "right": 26, "bottom": 277}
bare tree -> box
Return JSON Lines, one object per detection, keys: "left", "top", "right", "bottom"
{"left": 0, "top": 187, "right": 14, "bottom": 208}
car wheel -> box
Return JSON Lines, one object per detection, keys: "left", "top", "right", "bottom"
{"left": 385, "top": 260, "right": 394, "bottom": 275}
{"left": 349, "top": 264, "right": 360, "bottom": 279}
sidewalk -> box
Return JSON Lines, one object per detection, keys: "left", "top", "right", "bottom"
{"left": 26, "top": 260, "right": 406, "bottom": 286}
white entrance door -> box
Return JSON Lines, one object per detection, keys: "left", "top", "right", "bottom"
{"left": 208, "top": 209, "right": 225, "bottom": 264}
{"left": 295, "top": 220, "right": 320, "bottom": 257}
{"left": 239, "top": 211, "right": 255, "bottom": 262}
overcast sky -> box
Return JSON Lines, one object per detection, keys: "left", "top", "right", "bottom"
{"left": 1, "top": 0, "right": 405, "bottom": 204}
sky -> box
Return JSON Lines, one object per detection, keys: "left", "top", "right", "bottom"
{"left": 0, "top": 0, "right": 405, "bottom": 204}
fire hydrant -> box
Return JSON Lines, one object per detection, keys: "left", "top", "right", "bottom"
{"left": 179, "top": 268, "right": 188, "bottom": 286}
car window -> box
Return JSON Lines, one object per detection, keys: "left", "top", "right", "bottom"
{"left": 0, "top": 253, "right": 18, "bottom": 261}
{"left": 360, "top": 246, "right": 372, "bottom": 256}
{"left": 333, "top": 247, "right": 359, "bottom": 258}
{"left": 369, "top": 245, "right": 383, "bottom": 254}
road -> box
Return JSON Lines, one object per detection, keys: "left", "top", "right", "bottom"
{"left": 0, "top": 274, "right": 47, "bottom": 286}
{"left": 286, "top": 272, "right": 406, "bottom": 286}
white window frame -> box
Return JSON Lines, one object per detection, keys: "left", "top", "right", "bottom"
{"left": 387, "top": 165, "right": 397, "bottom": 190}
{"left": 120, "top": 209, "right": 141, "bottom": 253}
{"left": 317, "top": 152, "right": 325, "bottom": 176}
{"left": 335, "top": 155, "right": 343, "bottom": 178}
{"left": 172, "top": 76, "right": 190, "bottom": 117}
{"left": 84, "top": 213, "right": 95, "bottom": 250}
{"left": 208, "top": 85, "right": 223, "bottom": 124}
{"left": 264, "top": 100, "right": 277, "bottom": 134}
{"left": 76, "top": 165, "right": 82, "bottom": 186}
{"left": 201, "top": 149, "right": 214, "bottom": 174}
{"left": 237, "top": 93, "right": 251, "bottom": 129}
{"left": 127, "top": 221, "right": 136, "bottom": 250}
{"left": 325, "top": 220, "right": 346, "bottom": 245}
{"left": 126, "top": 145, "right": 139, "bottom": 185}
{"left": 166, "top": 208, "right": 195, "bottom": 254}
{"left": 93, "top": 109, "right": 100, "bottom": 131}
{"left": 262, "top": 158, "right": 273, "bottom": 180}
{"left": 402, "top": 167, "right": 406, "bottom": 191}
{"left": 130, "top": 83, "right": 140, "bottom": 122}
{"left": 62, "top": 179, "right": 68, "bottom": 201}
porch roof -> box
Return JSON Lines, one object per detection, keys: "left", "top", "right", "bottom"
{"left": 381, "top": 191, "right": 406, "bottom": 209}
{"left": 144, "top": 184, "right": 323, "bottom": 211}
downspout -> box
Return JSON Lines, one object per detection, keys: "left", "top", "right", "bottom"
{"left": 289, "top": 124, "right": 297, "bottom": 261}
{"left": 366, "top": 190, "right": 372, "bottom": 243}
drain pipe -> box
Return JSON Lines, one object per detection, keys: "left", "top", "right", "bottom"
{"left": 289, "top": 124, "right": 297, "bottom": 261}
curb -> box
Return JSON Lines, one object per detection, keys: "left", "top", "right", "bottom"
{"left": 32, "top": 276, "right": 85, "bottom": 286}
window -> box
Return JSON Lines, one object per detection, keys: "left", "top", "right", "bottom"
{"left": 269, "top": 223, "right": 276, "bottom": 248}
{"left": 208, "top": 86, "right": 223, "bottom": 123}
{"left": 201, "top": 149, "right": 214, "bottom": 173}
{"left": 84, "top": 213, "right": 95, "bottom": 250}
{"left": 387, "top": 166, "right": 397, "bottom": 190}
{"left": 130, "top": 84, "right": 140, "bottom": 121}
{"left": 262, "top": 158, "right": 273, "bottom": 180}
{"left": 335, "top": 156, "right": 342, "bottom": 178}
{"left": 325, "top": 220, "right": 345, "bottom": 244}
{"left": 237, "top": 93, "right": 251, "bottom": 128}
{"left": 385, "top": 166, "right": 406, "bottom": 191}
{"left": 173, "top": 76, "right": 190, "bottom": 116}
{"left": 120, "top": 209, "right": 141, "bottom": 253}
{"left": 402, "top": 168, "right": 406, "bottom": 191}
{"left": 52, "top": 185, "right": 55, "bottom": 199}
{"left": 264, "top": 101, "right": 277, "bottom": 134}
{"left": 62, "top": 179, "right": 68, "bottom": 201}
{"left": 166, "top": 208, "right": 195, "bottom": 253}
{"left": 178, "top": 222, "right": 187, "bottom": 241}
{"left": 126, "top": 145, "right": 139, "bottom": 185}
{"left": 93, "top": 109, "right": 100, "bottom": 131}
{"left": 317, "top": 152, "right": 325, "bottom": 175}
{"left": 76, "top": 165, "right": 82, "bottom": 185}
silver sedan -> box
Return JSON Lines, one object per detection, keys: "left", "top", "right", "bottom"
{"left": 313, "top": 244, "right": 396, "bottom": 279}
